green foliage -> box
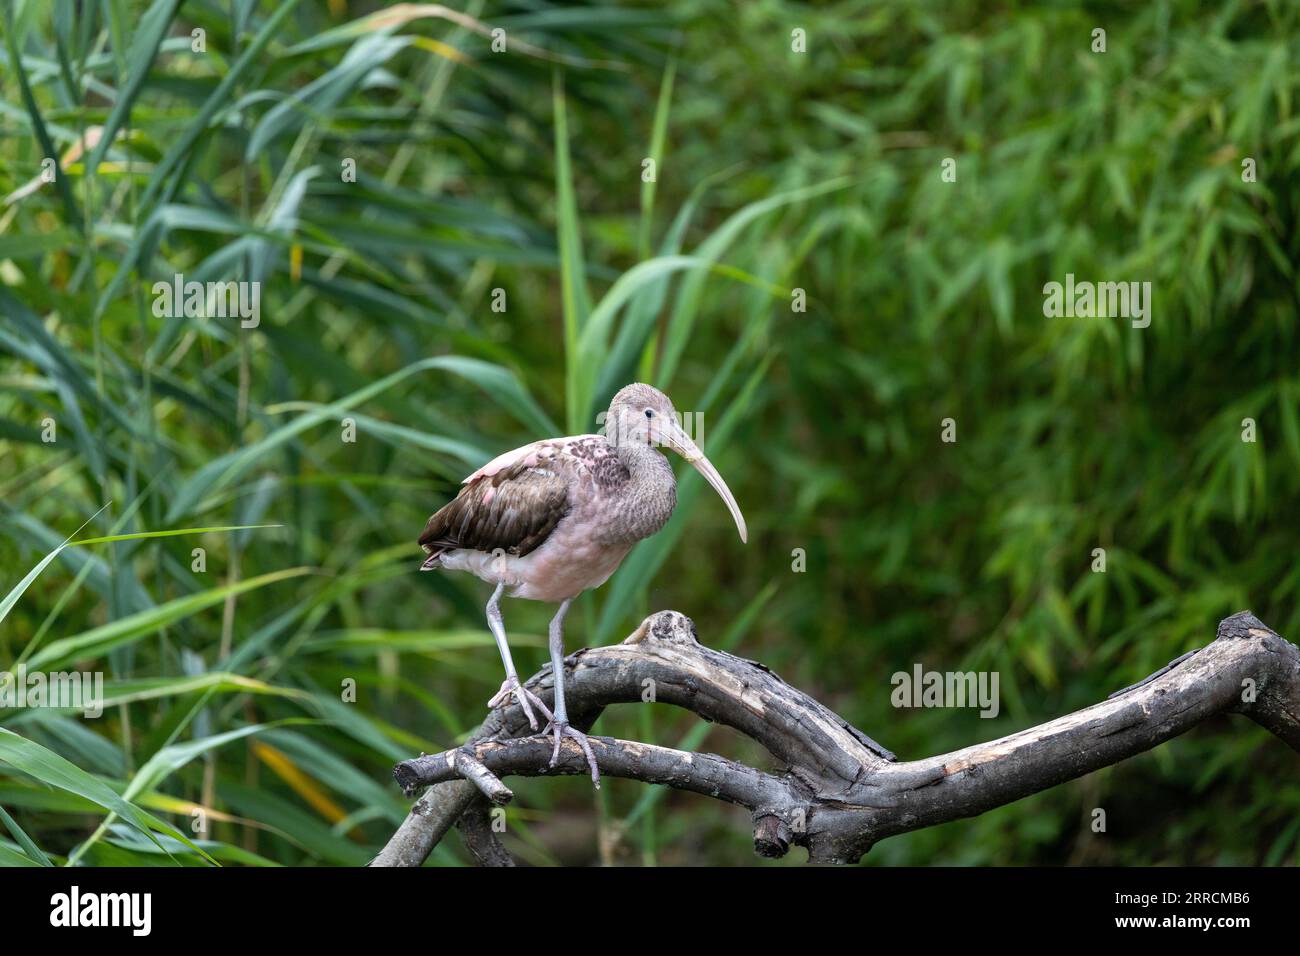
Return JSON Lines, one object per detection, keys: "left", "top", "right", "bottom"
{"left": 1, "top": 0, "right": 1298, "bottom": 866}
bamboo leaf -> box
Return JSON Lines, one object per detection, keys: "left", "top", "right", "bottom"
{"left": 0, "top": 729, "right": 204, "bottom": 863}
{"left": 24, "top": 568, "right": 312, "bottom": 671}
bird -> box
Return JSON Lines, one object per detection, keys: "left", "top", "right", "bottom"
{"left": 417, "top": 382, "right": 748, "bottom": 787}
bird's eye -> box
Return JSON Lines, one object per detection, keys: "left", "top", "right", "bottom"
{"left": 645, "top": 409, "right": 654, "bottom": 419}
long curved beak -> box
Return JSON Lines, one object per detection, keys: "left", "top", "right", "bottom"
{"left": 659, "top": 419, "right": 748, "bottom": 543}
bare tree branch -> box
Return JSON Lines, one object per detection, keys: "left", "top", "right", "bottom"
{"left": 397, "top": 735, "right": 803, "bottom": 808}
{"left": 373, "top": 609, "right": 1300, "bottom": 866}
{"left": 444, "top": 747, "right": 514, "bottom": 805}
{"left": 454, "top": 803, "right": 515, "bottom": 867}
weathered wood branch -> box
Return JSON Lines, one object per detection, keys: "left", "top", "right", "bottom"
{"left": 454, "top": 802, "right": 515, "bottom": 867}
{"left": 372, "top": 609, "right": 1300, "bottom": 866}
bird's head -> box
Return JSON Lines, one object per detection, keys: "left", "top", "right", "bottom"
{"left": 605, "top": 383, "right": 748, "bottom": 543}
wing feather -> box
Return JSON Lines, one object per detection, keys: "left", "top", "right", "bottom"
{"left": 419, "top": 445, "right": 573, "bottom": 559}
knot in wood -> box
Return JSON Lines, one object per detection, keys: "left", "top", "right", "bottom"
{"left": 1216, "top": 610, "right": 1277, "bottom": 642}
{"left": 625, "top": 610, "right": 698, "bottom": 645}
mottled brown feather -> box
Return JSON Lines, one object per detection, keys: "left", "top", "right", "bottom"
{"left": 419, "top": 457, "right": 572, "bottom": 559}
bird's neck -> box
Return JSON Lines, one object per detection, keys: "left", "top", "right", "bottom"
{"left": 608, "top": 441, "right": 678, "bottom": 543}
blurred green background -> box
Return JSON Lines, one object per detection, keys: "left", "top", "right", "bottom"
{"left": 2, "top": 0, "right": 1299, "bottom": 866}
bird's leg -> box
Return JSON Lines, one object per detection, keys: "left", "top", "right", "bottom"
{"left": 542, "top": 598, "right": 600, "bottom": 788}
{"left": 484, "top": 582, "right": 552, "bottom": 730}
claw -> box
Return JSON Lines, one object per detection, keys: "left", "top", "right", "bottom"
{"left": 488, "top": 677, "right": 553, "bottom": 731}
{"left": 544, "top": 720, "right": 600, "bottom": 789}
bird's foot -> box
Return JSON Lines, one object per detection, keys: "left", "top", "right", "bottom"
{"left": 488, "top": 677, "right": 553, "bottom": 731}
{"left": 543, "top": 720, "right": 600, "bottom": 789}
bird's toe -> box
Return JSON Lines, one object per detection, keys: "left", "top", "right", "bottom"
{"left": 488, "top": 677, "right": 542, "bottom": 730}
{"left": 544, "top": 722, "right": 600, "bottom": 788}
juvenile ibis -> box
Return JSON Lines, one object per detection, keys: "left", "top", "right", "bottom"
{"left": 418, "top": 383, "right": 748, "bottom": 786}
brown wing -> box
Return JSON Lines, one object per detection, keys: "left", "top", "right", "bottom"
{"left": 419, "top": 455, "right": 572, "bottom": 559}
